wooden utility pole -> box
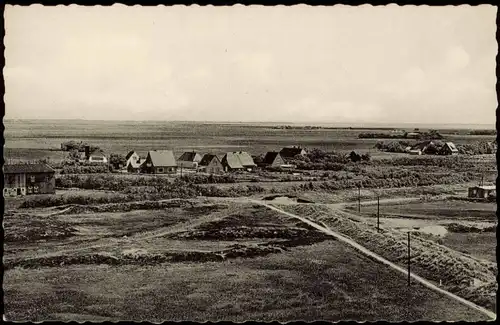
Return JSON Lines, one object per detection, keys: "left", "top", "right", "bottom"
{"left": 407, "top": 232, "right": 411, "bottom": 286}
{"left": 377, "top": 195, "right": 380, "bottom": 232}
{"left": 358, "top": 185, "right": 361, "bottom": 213}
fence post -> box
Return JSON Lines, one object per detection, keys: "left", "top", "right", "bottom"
{"left": 377, "top": 195, "right": 380, "bottom": 232}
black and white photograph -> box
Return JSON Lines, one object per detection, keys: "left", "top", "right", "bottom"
{"left": 2, "top": 4, "right": 497, "bottom": 322}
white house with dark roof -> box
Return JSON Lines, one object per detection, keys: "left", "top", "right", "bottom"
{"left": 125, "top": 151, "right": 144, "bottom": 173}
{"left": 81, "top": 146, "right": 108, "bottom": 163}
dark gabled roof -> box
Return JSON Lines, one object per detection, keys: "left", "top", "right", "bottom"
{"left": 148, "top": 150, "right": 177, "bottom": 167}
{"left": 262, "top": 152, "right": 281, "bottom": 165}
{"left": 199, "top": 154, "right": 220, "bottom": 166}
{"left": 4, "top": 163, "right": 55, "bottom": 174}
{"left": 178, "top": 151, "right": 201, "bottom": 162}
{"left": 125, "top": 151, "right": 136, "bottom": 160}
{"left": 280, "top": 147, "right": 305, "bottom": 158}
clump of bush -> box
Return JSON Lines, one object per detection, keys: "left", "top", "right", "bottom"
{"left": 457, "top": 141, "right": 496, "bottom": 155}
{"left": 60, "top": 164, "right": 110, "bottom": 174}
{"left": 375, "top": 140, "right": 413, "bottom": 153}
{"left": 287, "top": 148, "right": 349, "bottom": 171}
{"left": 349, "top": 151, "right": 370, "bottom": 162}
{"left": 60, "top": 140, "right": 100, "bottom": 152}
{"left": 56, "top": 174, "right": 167, "bottom": 190}
{"left": 446, "top": 223, "right": 496, "bottom": 233}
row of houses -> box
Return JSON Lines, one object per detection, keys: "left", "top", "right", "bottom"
{"left": 2, "top": 146, "right": 308, "bottom": 197}
{"left": 124, "top": 146, "right": 307, "bottom": 175}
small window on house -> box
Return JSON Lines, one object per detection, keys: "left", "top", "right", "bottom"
{"left": 158, "top": 168, "right": 164, "bottom": 173}
{"left": 30, "top": 176, "right": 35, "bottom": 183}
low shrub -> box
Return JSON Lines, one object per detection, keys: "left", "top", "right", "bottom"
{"left": 60, "top": 165, "right": 110, "bottom": 174}
{"left": 179, "top": 173, "right": 236, "bottom": 184}
{"left": 375, "top": 140, "right": 412, "bottom": 153}
{"left": 457, "top": 141, "right": 496, "bottom": 155}
{"left": 20, "top": 193, "right": 131, "bottom": 208}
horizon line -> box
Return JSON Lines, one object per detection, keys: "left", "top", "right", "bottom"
{"left": 2, "top": 118, "right": 495, "bottom": 128}
{"left": 3, "top": 117, "right": 496, "bottom": 125}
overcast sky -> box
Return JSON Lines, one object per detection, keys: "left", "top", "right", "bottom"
{"left": 4, "top": 5, "right": 497, "bottom": 125}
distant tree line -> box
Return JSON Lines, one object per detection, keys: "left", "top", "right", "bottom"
{"left": 469, "top": 130, "right": 496, "bottom": 136}
{"left": 359, "top": 130, "right": 444, "bottom": 140}
{"left": 375, "top": 140, "right": 496, "bottom": 155}
{"left": 60, "top": 140, "right": 100, "bottom": 152}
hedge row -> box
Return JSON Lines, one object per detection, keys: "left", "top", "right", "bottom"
{"left": 20, "top": 193, "right": 132, "bottom": 208}
{"left": 60, "top": 165, "right": 110, "bottom": 174}
{"left": 179, "top": 173, "right": 236, "bottom": 184}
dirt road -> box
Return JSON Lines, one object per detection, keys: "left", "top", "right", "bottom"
{"left": 251, "top": 199, "right": 496, "bottom": 320}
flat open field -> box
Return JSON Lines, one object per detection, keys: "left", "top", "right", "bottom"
{"left": 4, "top": 119, "right": 497, "bottom": 321}
{"left": 3, "top": 199, "right": 490, "bottom": 321}
{"left": 4, "top": 119, "right": 495, "bottom": 162}
{"left": 348, "top": 199, "right": 497, "bottom": 262}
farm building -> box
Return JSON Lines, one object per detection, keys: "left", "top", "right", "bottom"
{"left": 468, "top": 185, "right": 496, "bottom": 199}
{"left": 409, "top": 149, "right": 422, "bottom": 155}
{"left": 3, "top": 163, "right": 56, "bottom": 197}
{"left": 440, "top": 142, "right": 459, "bottom": 155}
{"left": 177, "top": 151, "right": 203, "bottom": 169}
{"left": 221, "top": 151, "right": 256, "bottom": 172}
{"left": 261, "top": 151, "right": 286, "bottom": 167}
{"left": 141, "top": 150, "right": 178, "bottom": 174}
{"left": 280, "top": 146, "right": 307, "bottom": 160}
{"left": 199, "top": 154, "right": 224, "bottom": 174}
{"left": 125, "top": 151, "right": 144, "bottom": 173}
{"left": 81, "top": 146, "right": 108, "bottom": 163}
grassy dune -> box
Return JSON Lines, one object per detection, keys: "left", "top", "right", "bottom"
{"left": 4, "top": 241, "right": 489, "bottom": 322}
{"left": 3, "top": 201, "right": 491, "bottom": 321}
{"left": 274, "top": 204, "right": 497, "bottom": 312}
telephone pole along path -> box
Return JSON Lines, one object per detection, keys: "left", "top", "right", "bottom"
{"left": 250, "top": 199, "right": 497, "bottom": 321}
